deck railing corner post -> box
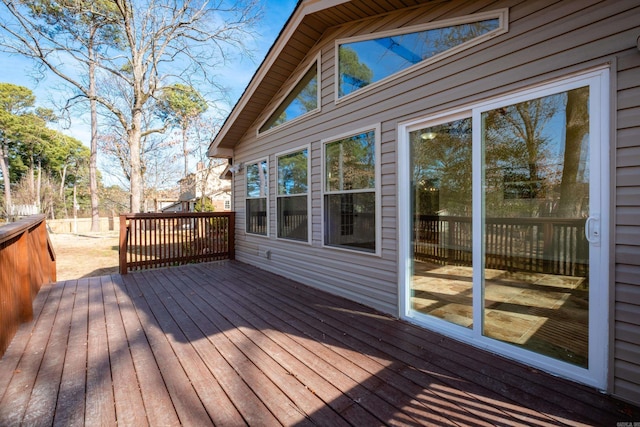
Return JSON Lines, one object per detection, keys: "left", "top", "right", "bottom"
{"left": 119, "top": 214, "right": 129, "bottom": 275}
{"left": 229, "top": 212, "right": 235, "bottom": 260}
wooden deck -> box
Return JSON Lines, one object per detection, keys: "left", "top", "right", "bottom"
{"left": 0, "top": 261, "right": 638, "bottom": 426}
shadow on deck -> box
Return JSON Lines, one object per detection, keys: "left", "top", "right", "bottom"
{"left": 0, "top": 261, "right": 638, "bottom": 426}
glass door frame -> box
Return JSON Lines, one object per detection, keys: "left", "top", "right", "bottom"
{"left": 398, "top": 67, "right": 610, "bottom": 389}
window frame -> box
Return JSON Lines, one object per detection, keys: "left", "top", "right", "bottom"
{"left": 321, "top": 124, "right": 381, "bottom": 256}
{"left": 334, "top": 8, "right": 508, "bottom": 103}
{"left": 258, "top": 55, "right": 321, "bottom": 136}
{"left": 276, "top": 145, "right": 311, "bottom": 244}
{"left": 245, "top": 157, "right": 269, "bottom": 237}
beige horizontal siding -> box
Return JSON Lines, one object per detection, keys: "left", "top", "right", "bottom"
{"left": 614, "top": 3, "right": 640, "bottom": 402}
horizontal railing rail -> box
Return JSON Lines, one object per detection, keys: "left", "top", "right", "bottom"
{"left": 414, "top": 215, "right": 587, "bottom": 277}
{"left": 119, "top": 212, "right": 235, "bottom": 274}
{"left": 0, "top": 214, "right": 56, "bottom": 357}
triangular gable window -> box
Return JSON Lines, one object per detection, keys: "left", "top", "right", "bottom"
{"left": 337, "top": 9, "right": 507, "bottom": 99}
{"left": 260, "top": 61, "right": 319, "bottom": 133}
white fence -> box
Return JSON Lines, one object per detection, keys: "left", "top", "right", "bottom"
{"left": 8, "top": 205, "right": 39, "bottom": 216}
{"left": 47, "top": 217, "right": 119, "bottom": 234}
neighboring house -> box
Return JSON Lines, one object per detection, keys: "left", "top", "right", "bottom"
{"left": 160, "top": 201, "right": 183, "bottom": 213}
{"left": 147, "top": 198, "right": 180, "bottom": 213}
{"left": 208, "top": 0, "right": 640, "bottom": 405}
{"left": 177, "top": 161, "right": 231, "bottom": 212}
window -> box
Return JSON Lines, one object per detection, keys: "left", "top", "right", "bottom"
{"left": 224, "top": 199, "right": 231, "bottom": 210}
{"left": 277, "top": 148, "right": 309, "bottom": 241}
{"left": 259, "top": 59, "right": 319, "bottom": 133}
{"left": 323, "top": 126, "right": 379, "bottom": 253}
{"left": 245, "top": 159, "right": 268, "bottom": 235}
{"left": 336, "top": 9, "right": 507, "bottom": 99}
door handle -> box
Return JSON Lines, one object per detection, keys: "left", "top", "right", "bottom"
{"left": 585, "top": 216, "right": 600, "bottom": 244}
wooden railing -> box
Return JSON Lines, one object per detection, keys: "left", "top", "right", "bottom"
{"left": 0, "top": 215, "right": 56, "bottom": 357}
{"left": 278, "top": 210, "right": 308, "bottom": 240}
{"left": 414, "top": 215, "right": 588, "bottom": 277}
{"left": 119, "top": 212, "right": 235, "bottom": 274}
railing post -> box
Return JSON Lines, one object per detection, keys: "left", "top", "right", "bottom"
{"left": 38, "top": 221, "right": 50, "bottom": 284}
{"left": 542, "top": 222, "right": 554, "bottom": 273}
{"left": 119, "top": 215, "right": 128, "bottom": 275}
{"left": 447, "top": 218, "right": 454, "bottom": 263}
{"left": 229, "top": 212, "right": 235, "bottom": 260}
{"left": 47, "top": 233, "right": 57, "bottom": 283}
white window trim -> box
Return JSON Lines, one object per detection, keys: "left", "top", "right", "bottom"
{"left": 257, "top": 54, "right": 322, "bottom": 137}
{"left": 398, "top": 66, "right": 610, "bottom": 389}
{"left": 275, "top": 144, "right": 312, "bottom": 244}
{"left": 335, "top": 8, "right": 508, "bottom": 104}
{"left": 245, "top": 157, "right": 270, "bottom": 237}
{"left": 321, "top": 123, "right": 381, "bottom": 256}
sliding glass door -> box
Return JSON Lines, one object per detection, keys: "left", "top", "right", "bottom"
{"left": 401, "top": 69, "right": 609, "bottom": 386}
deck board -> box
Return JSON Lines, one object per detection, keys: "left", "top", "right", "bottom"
{"left": 101, "top": 275, "right": 149, "bottom": 427}
{"left": 23, "top": 278, "right": 76, "bottom": 426}
{"left": 84, "top": 276, "right": 116, "bottom": 426}
{"left": 0, "top": 260, "right": 639, "bottom": 426}
{"left": 54, "top": 278, "right": 88, "bottom": 427}
{"left": 110, "top": 274, "right": 180, "bottom": 427}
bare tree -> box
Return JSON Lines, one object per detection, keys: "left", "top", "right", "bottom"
{"left": 0, "top": 0, "right": 121, "bottom": 229}
{"left": 0, "top": 0, "right": 260, "bottom": 213}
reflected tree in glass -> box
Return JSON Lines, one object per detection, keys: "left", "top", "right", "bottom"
{"left": 325, "top": 131, "right": 375, "bottom": 191}
{"left": 278, "top": 149, "right": 308, "bottom": 241}
{"left": 410, "top": 117, "right": 473, "bottom": 327}
{"left": 481, "top": 86, "right": 590, "bottom": 367}
{"left": 339, "top": 19, "right": 499, "bottom": 97}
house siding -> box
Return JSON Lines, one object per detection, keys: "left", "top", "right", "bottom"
{"left": 615, "top": 42, "right": 640, "bottom": 404}
{"left": 229, "top": 0, "right": 640, "bottom": 404}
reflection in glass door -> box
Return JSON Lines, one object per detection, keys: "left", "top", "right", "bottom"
{"left": 410, "top": 117, "right": 474, "bottom": 328}
{"left": 405, "top": 70, "right": 608, "bottom": 383}
{"left": 481, "top": 87, "right": 590, "bottom": 367}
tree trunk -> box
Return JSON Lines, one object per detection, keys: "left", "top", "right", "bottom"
{"left": 36, "top": 158, "right": 42, "bottom": 209}
{"left": 557, "top": 87, "right": 589, "bottom": 217}
{"left": 129, "top": 109, "right": 143, "bottom": 213}
{"left": 28, "top": 157, "right": 35, "bottom": 198}
{"left": 59, "top": 164, "right": 67, "bottom": 199}
{"left": 183, "top": 126, "right": 189, "bottom": 178}
{"left": 89, "top": 39, "right": 101, "bottom": 231}
{"left": 0, "top": 142, "right": 11, "bottom": 218}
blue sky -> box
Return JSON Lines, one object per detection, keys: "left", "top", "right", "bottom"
{"left": 0, "top": 0, "right": 299, "bottom": 147}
